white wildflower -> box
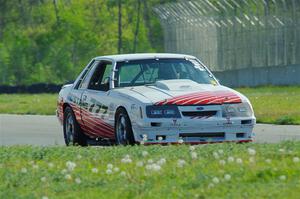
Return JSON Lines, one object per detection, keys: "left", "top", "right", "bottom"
{"left": 121, "top": 157, "right": 132, "bottom": 164}
{"left": 32, "top": 164, "right": 39, "bottom": 170}
{"left": 218, "top": 149, "right": 224, "bottom": 154}
{"left": 66, "top": 161, "right": 76, "bottom": 171}
{"left": 145, "top": 164, "right": 152, "bottom": 170}
{"left": 177, "top": 159, "right": 186, "bottom": 168}
{"left": 91, "top": 168, "right": 98, "bottom": 173}
{"left": 157, "top": 158, "right": 166, "bottom": 165}
{"left": 152, "top": 164, "right": 161, "bottom": 171}
{"left": 213, "top": 152, "right": 219, "bottom": 159}
{"left": 191, "top": 152, "right": 198, "bottom": 159}
{"left": 113, "top": 167, "right": 120, "bottom": 172}
{"left": 61, "top": 169, "right": 67, "bottom": 174}
{"left": 227, "top": 156, "right": 234, "bottom": 162}
{"left": 142, "top": 151, "right": 148, "bottom": 157}
{"left": 265, "top": 159, "right": 272, "bottom": 163}
{"left": 224, "top": 174, "right": 231, "bottom": 181}
{"left": 208, "top": 183, "right": 214, "bottom": 188}
{"left": 212, "top": 177, "right": 220, "bottom": 184}
{"left": 219, "top": 160, "right": 226, "bottom": 165}
{"left": 189, "top": 146, "right": 196, "bottom": 151}
{"left": 279, "top": 148, "right": 285, "bottom": 153}
{"left": 48, "top": 162, "right": 54, "bottom": 168}
{"left": 293, "top": 157, "right": 299, "bottom": 163}
{"left": 146, "top": 163, "right": 161, "bottom": 171}
{"left": 106, "top": 169, "right": 112, "bottom": 174}
{"left": 40, "top": 176, "right": 47, "bottom": 182}
{"left": 147, "top": 159, "right": 154, "bottom": 164}
{"left": 136, "top": 161, "right": 144, "bottom": 167}
{"left": 236, "top": 158, "right": 243, "bottom": 164}
{"left": 75, "top": 177, "right": 81, "bottom": 184}
{"left": 42, "top": 196, "right": 49, "bottom": 199}
{"left": 120, "top": 171, "right": 126, "bottom": 176}
{"left": 249, "top": 157, "right": 255, "bottom": 163}
{"left": 279, "top": 175, "right": 286, "bottom": 181}
{"left": 107, "top": 164, "right": 113, "bottom": 169}
{"left": 21, "top": 168, "right": 27, "bottom": 173}
{"left": 65, "top": 174, "right": 72, "bottom": 180}
{"left": 248, "top": 148, "right": 256, "bottom": 156}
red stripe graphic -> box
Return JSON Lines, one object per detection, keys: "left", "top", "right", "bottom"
{"left": 155, "top": 90, "right": 242, "bottom": 106}
{"left": 68, "top": 103, "right": 114, "bottom": 139}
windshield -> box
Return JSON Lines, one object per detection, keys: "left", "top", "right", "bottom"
{"left": 114, "top": 58, "right": 216, "bottom": 88}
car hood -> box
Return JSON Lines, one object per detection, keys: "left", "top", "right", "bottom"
{"left": 114, "top": 79, "right": 247, "bottom": 105}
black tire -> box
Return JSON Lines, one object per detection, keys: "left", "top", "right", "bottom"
{"left": 115, "top": 108, "right": 135, "bottom": 145}
{"left": 63, "top": 106, "right": 87, "bottom": 146}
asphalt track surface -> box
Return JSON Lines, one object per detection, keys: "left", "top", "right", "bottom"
{"left": 1, "top": 114, "right": 300, "bottom": 146}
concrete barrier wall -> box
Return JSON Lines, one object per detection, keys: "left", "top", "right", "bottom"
{"left": 213, "top": 65, "right": 300, "bottom": 87}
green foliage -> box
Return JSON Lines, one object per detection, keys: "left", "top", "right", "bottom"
{"left": 1, "top": 142, "right": 300, "bottom": 198}
{"left": 0, "top": 0, "right": 168, "bottom": 85}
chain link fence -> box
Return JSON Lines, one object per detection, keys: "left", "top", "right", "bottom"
{"left": 154, "top": 0, "right": 300, "bottom": 73}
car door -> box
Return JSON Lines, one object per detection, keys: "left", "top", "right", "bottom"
{"left": 68, "top": 59, "right": 98, "bottom": 133}
{"left": 81, "top": 60, "right": 115, "bottom": 139}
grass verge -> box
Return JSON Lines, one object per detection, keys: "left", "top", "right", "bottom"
{"left": 0, "top": 94, "right": 57, "bottom": 115}
{"left": 0, "top": 86, "right": 300, "bottom": 124}
{"left": 237, "top": 86, "right": 300, "bottom": 125}
{"left": 1, "top": 142, "right": 300, "bottom": 198}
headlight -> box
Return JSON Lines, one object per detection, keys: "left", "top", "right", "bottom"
{"left": 146, "top": 105, "right": 181, "bottom": 118}
{"left": 222, "top": 102, "right": 253, "bottom": 118}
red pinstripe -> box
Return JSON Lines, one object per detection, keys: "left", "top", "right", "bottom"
{"left": 155, "top": 91, "right": 242, "bottom": 106}
{"left": 172, "top": 93, "right": 214, "bottom": 105}
{"left": 157, "top": 91, "right": 211, "bottom": 105}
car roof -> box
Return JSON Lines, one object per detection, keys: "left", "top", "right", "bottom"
{"left": 94, "top": 53, "right": 196, "bottom": 62}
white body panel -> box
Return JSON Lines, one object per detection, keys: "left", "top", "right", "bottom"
{"left": 57, "top": 53, "right": 256, "bottom": 144}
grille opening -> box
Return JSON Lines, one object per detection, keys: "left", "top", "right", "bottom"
{"left": 241, "top": 120, "right": 252, "bottom": 125}
{"left": 151, "top": 122, "right": 162, "bottom": 127}
{"left": 236, "top": 133, "right": 245, "bottom": 138}
{"left": 156, "top": 135, "right": 166, "bottom": 140}
{"left": 181, "top": 111, "right": 217, "bottom": 117}
{"left": 179, "top": 132, "right": 225, "bottom": 138}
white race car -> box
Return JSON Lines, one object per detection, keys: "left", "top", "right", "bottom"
{"left": 57, "top": 53, "right": 256, "bottom": 146}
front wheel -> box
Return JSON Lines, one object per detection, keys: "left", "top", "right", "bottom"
{"left": 115, "top": 108, "right": 135, "bottom": 145}
{"left": 63, "top": 106, "right": 87, "bottom": 146}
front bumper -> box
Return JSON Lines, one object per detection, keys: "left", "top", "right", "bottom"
{"left": 132, "top": 117, "right": 256, "bottom": 144}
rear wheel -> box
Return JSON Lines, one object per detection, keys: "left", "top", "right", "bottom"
{"left": 115, "top": 108, "right": 135, "bottom": 145}
{"left": 63, "top": 106, "right": 87, "bottom": 146}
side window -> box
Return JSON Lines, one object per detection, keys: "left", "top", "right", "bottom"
{"left": 88, "top": 61, "right": 112, "bottom": 91}
{"left": 79, "top": 61, "right": 99, "bottom": 89}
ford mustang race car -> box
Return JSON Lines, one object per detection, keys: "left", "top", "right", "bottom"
{"left": 57, "top": 53, "right": 256, "bottom": 146}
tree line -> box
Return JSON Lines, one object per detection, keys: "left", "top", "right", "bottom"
{"left": 0, "top": 0, "right": 172, "bottom": 85}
